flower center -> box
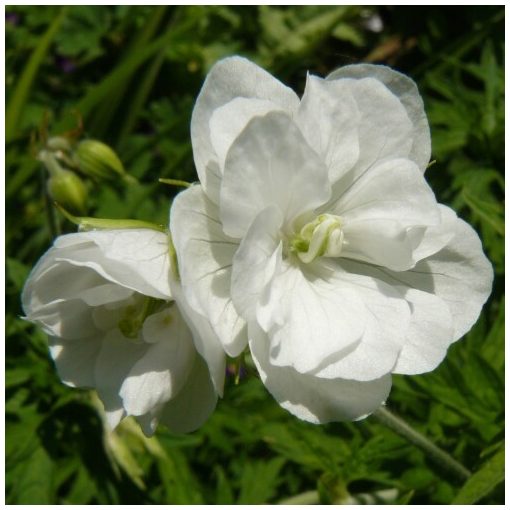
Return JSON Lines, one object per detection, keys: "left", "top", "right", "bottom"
{"left": 290, "top": 213, "right": 344, "bottom": 264}
{"left": 118, "top": 296, "right": 167, "bottom": 339}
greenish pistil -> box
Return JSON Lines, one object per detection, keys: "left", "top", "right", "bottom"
{"left": 290, "top": 213, "right": 344, "bottom": 264}
{"left": 118, "top": 296, "right": 166, "bottom": 339}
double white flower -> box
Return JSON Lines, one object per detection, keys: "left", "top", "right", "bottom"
{"left": 22, "top": 228, "right": 225, "bottom": 435}
{"left": 170, "top": 57, "right": 493, "bottom": 423}
{"left": 22, "top": 57, "right": 493, "bottom": 432}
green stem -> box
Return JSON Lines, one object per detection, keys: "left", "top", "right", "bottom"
{"left": 40, "top": 165, "right": 59, "bottom": 240}
{"left": 373, "top": 407, "right": 471, "bottom": 483}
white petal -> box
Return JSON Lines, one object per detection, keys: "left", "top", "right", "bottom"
{"left": 210, "top": 97, "right": 284, "bottom": 171}
{"left": 170, "top": 186, "right": 247, "bottom": 356}
{"left": 339, "top": 214, "right": 493, "bottom": 374}
{"left": 393, "top": 288, "right": 454, "bottom": 374}
{"left": 332, "top": 158, "right": 439, "bottom": 226}
{"left": 169, "top": 277, "right": 226, "bottom": 396}
{"left": 68, "top": 229, "right": 172, "bottom": 300}
{"left": 94, "top": 330, "right": 147, "bottom": 422}
{"left": 220, "top": 111, "right": 331, "bottom": 238}
{"left": 27, "top": 298, "right": 100, "bottom": 340}
{"left": 231, "top": 206, "right": 283, "bottom": 322}
{"left": 323, "top": 77, "right": 413, "bottom": 193}
{"left": 296, "top": 74, "right": 360, "bottom": 183}
{"left": 158, "top": 353, "right": 218, "bottom": 434}
{"left": 376, "top": 215, "right": 493, "bottom": 341}
{"left": 342, "top": 219, "right": 420, "bottom": 272}
{"left": 249, "top": 322, "right": 392, "bottom": 423}
{"left": 411, "top": 204, "right": 457, "bottom": 262}
{"left": 306, "top": 259, "right": 410, "bottom": 381}
{"left": 49, "top": 335, "right": 102, "bottom": 388}
{"left": 22, "top": 255, "right": 105, "bottom": 308}
{"left": 327, "top": 64, "right": 431, "bottom": 172}
{"left": 79, "top": 282, "right": 134, "bottom": 306}
{"left": 259, "top": 260, "right": 366, "bottom": 375}
{"left": 191, "top": 56, "right": 300, "bottom": 204}
{"left": 120, "top": 308, "right": 196, "bottom": 416}
{"left": 330, "top": 157, "right": 441, "bottom": 270}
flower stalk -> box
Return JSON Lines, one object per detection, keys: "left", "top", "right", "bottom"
{"left": 373, "top": 406, "right": 471, "bottom": 483}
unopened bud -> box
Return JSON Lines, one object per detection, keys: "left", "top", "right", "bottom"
{"left": 47, "top": 169, "right": 88, "bottom": 216}
{"left": 76, "top": 140, "right": 135, "bottom": 184}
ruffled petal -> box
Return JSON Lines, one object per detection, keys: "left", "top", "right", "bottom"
{"left": 327, "top": 63, "right": 431, "bottom": 172}
{"left": 249, "top": 322, "right": 392, "bottom": 423}
{"left": 258, "top": 260, "right": 367, "bottom": 376}
{"left": 332, "top": 158, "right": 439, "bottom": 225}
{"left": 170, "top": 185, "right": 247, "bottom": 356}
{"left": 158, "top": 353, "right": 218, "bottom": 434}
{"left": 375, "top": 215, "right": 493, "bottom": 342}
{"left": 323, "top": 77, "right": 414, "bottom": 198}
{"left": 65, "top": 229, "right": 172, "bottom": 300}
{"left": 22, "top": 255, "right": 105, "bottom": 308}
{"left": 220, "top": 111, "right": 331, "bottom": 238}
{"left": 210, "top": 97, "right": 284, "bottom": 172}
{"left": 392, "top": 288, "right": 454, "bottom": 374}
{"left": 120, "top": 308, "right": 196, "bottom": 416}
{"left": 94, "top": 330, "right": 147, "bottom": 428}
{"left": 191, "top": 56, "right": 300, "bottom": 204}
{"left": 231, "top": 206, "right": 283, "bottom": 322}
{"left": 26, "top": 297, "right": 100, "bottom": 340}
{"left": 49, "top": 335, "right": 102, "bottom": 388}
{"left": 307, "top": 259, "right": 411, "bottom": 381}
{"left": 330, "top": 157, "right": 441, "bottom": 270}
{"left": 169, "top": 277, "right": 226, "bottom": 396}
{"left": 338, "top": 211, "right": 493, "bottom": 374}
{"left": 296, "top": 74, "right": 360, "bottom": 183}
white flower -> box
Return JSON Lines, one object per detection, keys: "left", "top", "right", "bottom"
{"left": 170, "top": 56, "right": 493, "bottom": 423}
{"left": 22, "top": 228, "right": 225, "bottom": 435}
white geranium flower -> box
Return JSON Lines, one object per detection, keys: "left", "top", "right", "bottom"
{"left": 22, "top": 228, "right": 225, "bottom": 435}
{"left": 170, "top": 56, "right": 493, "bottom": 423}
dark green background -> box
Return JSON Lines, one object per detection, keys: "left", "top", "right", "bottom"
{"left": 6, "top": 6, "right": 504, "bottom": 504}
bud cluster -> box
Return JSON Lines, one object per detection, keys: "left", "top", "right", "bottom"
{"left": 37, "top": 129, "right": 134, "bottom": 215}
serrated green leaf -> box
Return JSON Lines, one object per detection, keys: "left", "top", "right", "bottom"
{"left": 238, "top": 457, "right": 286, "bottom": 504}
{"left": 452, "top": 447, "right": 504, "bottom": 504}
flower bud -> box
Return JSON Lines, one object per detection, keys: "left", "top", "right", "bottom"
{"left": 47, "top": 168, "right": 88, "bottom": 216}
{"left": 76, "top": 140, "right": 135, "bottom": 184}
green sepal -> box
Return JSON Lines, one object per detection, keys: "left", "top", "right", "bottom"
{"left": 55, "top": 203, "right": 166, "bottom": 233}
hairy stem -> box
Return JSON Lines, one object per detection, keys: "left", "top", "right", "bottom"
{"left": 373, "top": 406, "right": 471, "bottom": 483}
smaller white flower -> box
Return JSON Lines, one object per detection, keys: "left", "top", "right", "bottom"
{"left": 22, "top": 228, "right": 225, "bottom": 436}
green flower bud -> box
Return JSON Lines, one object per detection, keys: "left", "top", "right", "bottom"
{"left": 76, "top": 140, "right": 135, "bottom": 184}
{"left": 47, "top": 168, "right": 88, "bottom": 216}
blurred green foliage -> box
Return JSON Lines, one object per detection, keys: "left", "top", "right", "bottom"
{"left": 6, "top": 6, "right": 504, "bottom": 504}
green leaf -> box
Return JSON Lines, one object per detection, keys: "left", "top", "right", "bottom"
{"left": 452, "top": 447, "right": 504, "bottom": 504}
{"left": 238, "top": 457, "right": 286, "bottom": 504}
{"left": 5, "top": 368, "right": 31, "bottom": 388}
{"left": 332, "top": 22, "right": 365, "bottom": 46}
{"left": 8, "top": 446, "right": 55, "bottom": 504}
{"left": 6, "top": 258, "right": 30, "bottom": 292}
{"left": 214, "top": 465, "right": 235, "bottom": 504}
{"left": 6, "top": 7, "right": 67, "bottom": 142}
